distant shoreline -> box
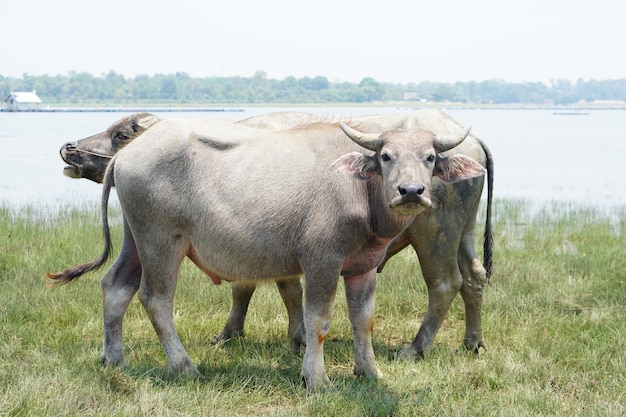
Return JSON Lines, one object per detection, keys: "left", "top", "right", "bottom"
{"left": 2, "top": 101, "right": 625, "bottom": 113}
{"left": 0, "top": 107, "right": 246, "bottom": 113}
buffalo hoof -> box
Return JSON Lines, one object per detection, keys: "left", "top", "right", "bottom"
{"left": 100, "top": 355, "right": 126, "bottom": 367}
{"left": 301, "top": 372, "right": 331, "bottom": 391}
{"left": 460, "top": 337, "right": 487, "bottom": 355}
{"left": 210, "top": 328, "right": 244, "bottom": 345}
{"left": 289, "top": 331, "right": 306, "bottom": 354}
{"left": 171, "top": 360, "right": 201, "bottom": 377}
{"left": 354, "top": 364, "right": 383, "bottom": 380}
{"left": 397, "top": 345, "right": 426, "bottom": 361}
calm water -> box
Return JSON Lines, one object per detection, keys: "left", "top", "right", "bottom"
{"left": 1, "top": 107, "right": 625, "bottom": 214}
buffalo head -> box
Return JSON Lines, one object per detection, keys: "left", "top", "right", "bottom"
{"left": 60, "top": 112, "right": 159, "bottom": 183}
{"left": 332, "top": 123, "right": 485, "bottom": 215}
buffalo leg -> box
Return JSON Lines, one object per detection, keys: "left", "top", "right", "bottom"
{"left": 400, "top": 253, "right": 462, "bottom": 360}
{"left": 211, "top": 282, "right": 255, "bottom": 343}
{"left": 276, "top": 278, "right": 305, "bottom": 352}
{"left": 101, "top": 219, "right": 142, "bottom": 366}
{"left": 344, "top": 270, "right": 382, "bottom": 379}
{"left": 301, "top": 269, "right": 340, "bottom": 390}
{"left": 456, "top": 182, "right": 488, "bottom": 353}
{"left": 137, "top": 237, "right": 198, "bottom": 375}
{"left": 212, "top": 279, "right": 305, "bottom": 353}
{"left": 458, "top": 232, "right": 488, "bottom": 352}
{"left": 401, "top": 211, "right": 464, "bottom": 360}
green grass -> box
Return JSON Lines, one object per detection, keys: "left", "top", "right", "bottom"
{"left": 1, "top": 200, "right": 624, "bottom": 416}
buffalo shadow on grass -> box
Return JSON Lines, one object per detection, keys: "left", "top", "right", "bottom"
{"left": 101, "top": 336, "right": 400, "bottom": 402}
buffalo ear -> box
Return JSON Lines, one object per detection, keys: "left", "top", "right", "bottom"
{"left": 329, "top": 152, "right": 379, "bottom": 180}
{"left": 434, "top": 154, "right": 485, "bottom": 183}
{"left": 134, "top": 113, "right": 159, "bottom": 132}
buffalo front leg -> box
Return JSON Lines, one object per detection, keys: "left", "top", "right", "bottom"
{"left": 101, "top": 219, "right": 142, "bottom": 366}
{"left": 400, "top": 252, "right": 462, "bottom": 360}
{"left": 301, "top": 270, "right": 340, "bottom": 390}
{"left": 344, "top": 269, "right": 382, "bottom": 379}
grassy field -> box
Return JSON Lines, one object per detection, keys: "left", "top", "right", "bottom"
{"left": 0, "top": 200, "right": 624, "bottom": 416}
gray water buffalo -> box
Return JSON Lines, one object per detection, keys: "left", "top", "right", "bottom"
{"left": 237, "top": 110, "right": 494, "bottom": 359}
{"left": 48, "top": 118, "right": 485, "bottom": 389}
{"left": 57, "top": 110, "right": 494, "bottom": 359}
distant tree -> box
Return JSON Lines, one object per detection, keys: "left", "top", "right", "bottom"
{"left": 431, "top": 84, "right": 455, "bottom": 102}
{"left": 131, "top": 74, "right": 157, "bottom": 100}
{"left": 357, "top": 77, "right": 384, "bottom": 101}
{"left": 102, "top": 71, "right": 127, "bottom": 101}
{"left": 67, "top": 72, "right": 97, "bottom": 102}
{"left": 159, "top": 76, "right": 178, "bottom": 99}
{"left": 311, "top": 76, "right": 329, "bottom": 90}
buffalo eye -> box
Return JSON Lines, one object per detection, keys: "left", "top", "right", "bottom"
{"left": 381, "top": 153, "right": 391, "bottom": 162}
{"left": 426, "top": 154, "right": 436, "bottom": 163}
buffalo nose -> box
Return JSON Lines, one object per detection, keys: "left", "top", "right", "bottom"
{"left": 61, "top": 142, "right": 76, "bottom": 152}
{"left": 60, "top": 142, "right": 77, "bottom": 163}
{"left": 398, "top": 183, "right": 425, "bottom": 198}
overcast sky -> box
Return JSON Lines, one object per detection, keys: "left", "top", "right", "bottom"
{"left": 2, "top": 0, "right": 624, "bottom": 84}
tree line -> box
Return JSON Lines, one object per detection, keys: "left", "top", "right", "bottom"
{"left": 2, "top": 71, "right": 625, "bottom": 105}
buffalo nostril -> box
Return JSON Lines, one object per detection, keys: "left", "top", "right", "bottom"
{"left": 399, "top": 183, "right": 425, "bottom": 197}
{"left": 60, "top": 142, "right": 77, "bottom": 162}
{"left": 61, "top": 142, "right": 77, "bottom": 154}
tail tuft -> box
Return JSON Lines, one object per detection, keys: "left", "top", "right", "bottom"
{"left": 45, "top": 259, "right": 106, "bottom": 287}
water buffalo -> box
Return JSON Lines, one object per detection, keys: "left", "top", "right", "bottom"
{"left": 236, "top": 111, "right": 494, "bottom": 359}
{"left": 48, "top": 118, "right": 485, "bottom": 389}
{"left": 57, "top": 110, "right": 494, "bottom": 359}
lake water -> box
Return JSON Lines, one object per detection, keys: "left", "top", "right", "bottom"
{"left": 1, "top": 107, "right": 625, "bottom": 215}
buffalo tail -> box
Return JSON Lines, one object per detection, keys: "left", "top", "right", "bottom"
{"left": 477, "top": 138, "right": 494, "bottom": 279}
{"left": 45, "top": 158, "right": 116, "bottom": 286}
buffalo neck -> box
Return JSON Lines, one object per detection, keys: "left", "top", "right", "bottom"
{"left": 366, "top": 177, "right": 417, "bottom": 240}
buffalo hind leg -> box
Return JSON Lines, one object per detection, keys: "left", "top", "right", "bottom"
{"left": 137, "top": 238, "right": 198, "bottom": 375}
{"left": 212, "top": 279, "right": 305, "bottom": 353}
{"left": 276, "top": 278, "right": 305, "bottom": 353}
{"left": 101, "top": 219, "right": 142, "bottom": 366}
{"left": 458, "top": 232, "right": 488, "bottom": 353}
{"left": 211, "top": 282, "right": 255, "bottom": 344}
{"left": 345, "top": 270, "right": 382, "bottom": 379}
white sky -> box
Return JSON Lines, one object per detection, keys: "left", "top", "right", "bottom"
{"left": 2, "top": 0, "right": 624, "bottom": 84}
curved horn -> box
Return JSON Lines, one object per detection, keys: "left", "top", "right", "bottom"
{"left": 435, "top": 125, "right": 472, "bottom": 152}
{"left": 339, "top": 122, "right": 382, "bottom": 151}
